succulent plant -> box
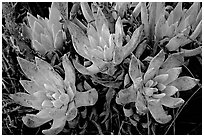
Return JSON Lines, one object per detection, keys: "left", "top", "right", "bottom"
{"left": 67, "top": 2, "right": 144, "bottom": 75}
{"left": 22, "top": 2, "right": 66, "bottom": 56}
{"left": 10, "top": 55, "right": 98, "bottom": 134}
{"left": 116, "top": 50, "right": 199, "bottom": 124}
{"left": 137, "top": 2, "right": 202, "bottom": 55}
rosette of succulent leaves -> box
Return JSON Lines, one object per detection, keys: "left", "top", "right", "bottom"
{"left": 66, "top": 2, "right": 145, "bottom": 76}
{"left": 116, "top": 50, "right": 199, "bottom": 124}
{"left": 22, "top": 3, "right": 66, "bottom": 57}
{"left": 132, "top": 2, "right": 201, "bottom": 56}
{"left": 10, "top": 54, "right": 98, "bottom": 134}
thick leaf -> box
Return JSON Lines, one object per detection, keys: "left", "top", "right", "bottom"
{"left": 115, "top": 17, "right": 123, "bottom": 47}
{"left": 17, "top": 57, "right": 38, "bottom": 80}
{"left": 80, "top": 2, "right": 94, "bottom": 24}
{"left": 123, "top": 106, "right": 133, "bottom": 117}
{"left": 165, "top": 33, "right": 190, "bottom": 51}
{"left": 48, "top": 105, "right": 67, "bottom": 119}
{"left": 27, "top": 12, "right": 38, "bottom": 29}
{"left": 163, "top": 86, "right": 178, "bottom": 96}
{"left": 141, "top": 2, "right": 149, "bottom": 37}
{"left": 148, "top": 100, "right": 172, "bottom": 124}
{"left": 40, "top": 33, "right": 54, "bottom": 50}
{"left": 66, "top": 101, "right": 78, "bottom": 121}
{"left": 20, "top": 80, "right": 44, "bottom": 94}
{"left": 116, "top": 85, "right": 136, "bottom": 105}
{"left": 72, "top": 58, "right": 93, "bottom": 75}
{"left": 95, "top": 7, "right": 109, "bottom": 34}
{"left": 67, "top": 21, "right": 91, "bottom": 60}
{"left": 144, "top": 87, "right": 157, "bottom": 96}
{"left": 22, "top": 112, "right": 52, "bottom": 128}
{"left": 123, "top": 25, "right": 144, "bottom": 60}
{"left": 48, "top": 3, "right": 61, "bottom": 39}
{"left": 135, "top": 90, "right": 148, "bottom": 115}
{"left": 163, "top": 67, "right": 182, "bottom": 85}
{"left": 35, "top": 57, "right": 63, "bottom": 89}
{"left": 10, "top": 92, "right": 35, "bottom": 107}
{"left": 62, "top": 54, "right": 76, "bottom": 86}
{"left": 132, "top": 2, "right": 141, "bottom": 19}
{"left": 101, "top": 24, "right": 110, "bottom": 47}
{"left": 159, "top": 52, "right": 184, "bottom": 74}
{"left": 195, "top": 7, "right": 202, "bottom": 28}
{"left": 160, "top": 96, "right": 184, "bottom": 108}
{"left": 167, "top": 2, "right": 182, "bottom": 26}
{"left": 190, "top": 20, "right": 202, "bottom": 40}
{"left": 75, "top": 88, "right": 98, "bottom": 108}
{"left": 143, "top": 68, "right": 157, "bottom": 83}
{"left": 153, "top": 74, "right": 168, "bottom": 84}
{"left": 168, "top": 76, "right": 199, "bottom": 91}
{"left": 42, "top": 116, "right": 66, "bottom": 135}
{"left": 156, "top": 83, "right": 166, "bottom": 91}
{"left": 54, "top": 30, "right": 64, "bottom": 50}
{"left": 155, "top": 15, "right": 167, "bottom": 41}
{"left": 113, "top": 46, "right": 123, "bottom": 65}
{"left": 147, "top": 50, "right": 165, "bottom": 71}
{"left": 129, "top": 55, "right": 142, "bottom": 83}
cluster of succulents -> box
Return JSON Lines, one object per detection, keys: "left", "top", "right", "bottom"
{"left": 9, "top": 2, "right": 201, "bottom": 135}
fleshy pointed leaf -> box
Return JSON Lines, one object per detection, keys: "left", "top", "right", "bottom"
{"left": 22, "top": 23, "right": 32, "bottom": 39}
{"left": 160, "top": 96, "right": 184, "bottom": 108}
{"left": 153, "top": 74, "right": 169, "bottom": 84}
{"left": 40, "top": 33, "right": 53, "bottom": 50}
{"left": 116, "top": 85, "right": 136, "bottom": 105}
{"left": 20, "top": 80, "right": 44, "bottom": 94}
{"left": 22, "top": 112, "right": 52, "bottom": 128}
{"left": 135, "top": 91, "right": 148, "bottom": 115}
{"left": 147, "top": 50, "right": 165, "bottom": 71}
{"left": 75, "top": 88, "right": 98, "bottom": 108}
{"left": 166, "top": 33, "right": 191, "bottom": 51}
{"left": 67, "top": 21, "right": 91, "bottom": 60}
{"left": 80, "top": 2, "right": 95, "bottom": 24}
{"left": 141, "top": 2, "right": 149, "bottom": 37}
{"left": 32, "top": 40, "right": 45, "bottom": 55}
{"left": 155, "top": 15, "right": 167, "bottom": 41}
{"left": 9, "top": 92, "right": 35, "bottom": 107}
{"left": 148, "top": 100, "right": 172, "bottom": 124}
{"left": 42, "top": 116, "right": 66, "bottom": 135}
{"left": 123, "top": 106, "right": 133, "bottom": 117}
{"left": 62, "top": 54, "right": 76, "bottom": 86}
{"left": 27, "top": 12, "right": 38, "bottom": 29}
{"left": 95, "top": 7, "right": 109, "bottom": 34}
{"left": 35, "top": 57, "right": 64, "bottom": 90}
{"left": 168, "top": 76, "right": 199, "bottom": 91}
{"left": 33, "top": 21, "right": 44, "bottom": 42}
{"left": 159, "top": 52, "right": 184, "bottom": 74}
{"left": 48, "top": 3, "right": 61, "bottom": 39}
{"left": 72, "top": 58, "right": 93, "bottom": 75}
{"left": 129, "top": 55, "right": 142, "bottom": 83}
{"left": 54, "top": 30, "right": 64, "bottom": 50}
{"left": 163, "top": 86, "right": 178, "bottom": 96}
{"left": 163, "top": 67, "right": 182, "bottom": 85}
{"left": 144, "top": 68, "right": 157, "bottom": 83}
{"left": 66, "top": 101, "right": 78, "bottom": 121}
{"left": 115, "top": 17, "right": 123, "bottom": 47}
{"left": 113, "top": 46, "right": 123, "bottom": 65}
{"left": 123, "top": 25, "right": 144, "bottom": 60}
{"left": 17, "top": 57, "right": 38, "bottom": 80}
{"left": 190, "top": 20, "right": 202, "bottom": 40}
{"left": 132, "top": 2, "right": 141, "bottom": 19}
